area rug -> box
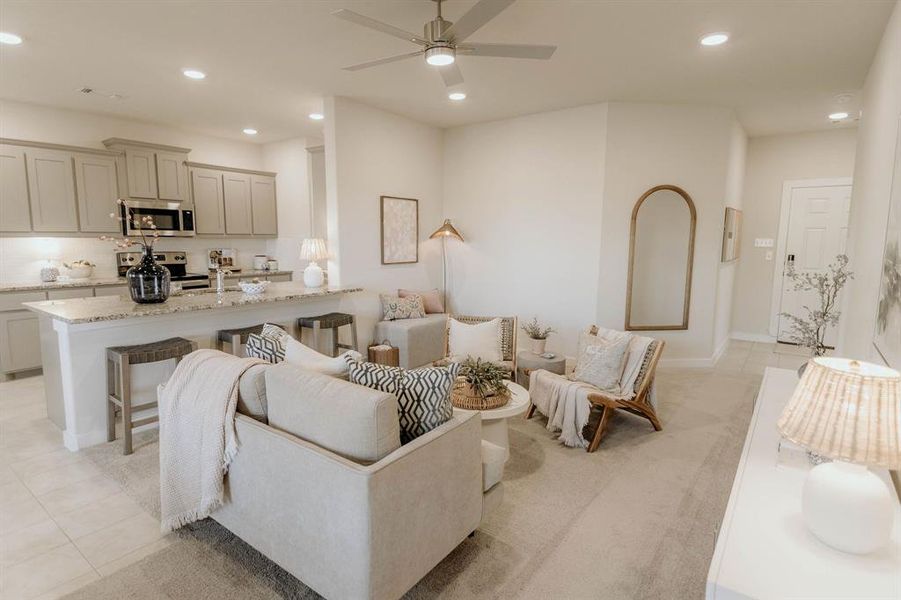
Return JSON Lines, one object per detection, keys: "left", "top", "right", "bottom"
{"left": 69, "top": 368, "right": 760, "bottom": 600}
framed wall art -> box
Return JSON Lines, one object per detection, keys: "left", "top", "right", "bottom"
{"left": 874, "top": 118, "right": 901, "bottom": 368}
{"left": 380, "top": 196, "right": 419, "bottom": 265}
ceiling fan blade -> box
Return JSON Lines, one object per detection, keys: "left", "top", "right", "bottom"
{"left": 458, "top": 42, "right": 556, "bottom": 59}
{"left": 439, "top": 63, "right": 465, "bottom": 88}
{"left": 342, "top": 51, "right": 423, "bottom": 72}
{"left": 444, "top": 0, "right": 516, "bottom": 44}
{"left": 332, "top": 9, "right": 428, "bottom": 46}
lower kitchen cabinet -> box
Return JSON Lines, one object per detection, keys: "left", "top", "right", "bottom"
{"left": 0, "top": 311, "right": 41, "bottom": 374}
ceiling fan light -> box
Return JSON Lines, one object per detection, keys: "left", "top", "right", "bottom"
{"left": 425, "top": 46, "right": 455, "bottom": 66}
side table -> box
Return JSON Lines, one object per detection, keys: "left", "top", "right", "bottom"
{"left": 516, "top": 350, "right": 566, "bottom": 389}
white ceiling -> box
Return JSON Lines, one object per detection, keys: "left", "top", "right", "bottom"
{"left": 0, "top": 0, "right": 893, "bottom": 143}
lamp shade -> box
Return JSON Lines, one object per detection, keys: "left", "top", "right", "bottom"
{"left": 300, "top": 238, "right": 328, "bottom": 261}
{"left": 429, "top": 219, "right": 463, "bottom": 241}
{"left": 777, "top": 357, "right": 901, "bottom": 469}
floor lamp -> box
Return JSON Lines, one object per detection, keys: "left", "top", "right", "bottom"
{"left": 429, "top": 219, "right": 464, "bottom": 310}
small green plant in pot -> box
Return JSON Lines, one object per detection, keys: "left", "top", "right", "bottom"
{"left": 453, "top": 358, "right": 510, "bottom": 410}
{"left": 522, "top": 317, "right": 555, "bottom": 355}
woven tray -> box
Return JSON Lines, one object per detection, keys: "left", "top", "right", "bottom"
{"left": 452, "top": 382, "right": 511, "bottom": 410}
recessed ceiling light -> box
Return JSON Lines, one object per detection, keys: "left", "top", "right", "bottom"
{"left": 309, "top": 113, "right": 324, "bottom": 121}
{"left": 700, "top": 32, "right": 729, "bottom": 46}
{"left": 425, "top": 46, "right": 455, "bottom": 66}
{"left": 828, "top": 112, "right": 849, "bottom": 121}
{"left": 182, "top": 69, "right": 206, "bottom": 80}
{"left": 243, "top": 128, "right": 258, "bottom": 135}
{"left": 448, "top": 92, "right": 466, "bottom": 101}
{"left": 0, "top": 32, "right": 23, "bottom": 45}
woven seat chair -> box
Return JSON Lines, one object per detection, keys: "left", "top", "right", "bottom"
{"left": 436, "top": 314, "right": 518, "bottom": 377}
{"left": 526, "top": 327, "right": 665, "bottom": 452}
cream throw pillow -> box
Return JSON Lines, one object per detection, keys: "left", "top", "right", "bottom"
{"left": 284, "top": 337, "right": 362, "bottom": 378}
{"left": 572, "top": 331, "right": 630, "bottom": 392}
{"left": 448, "top": 318, "right": 503, "bottom": 363}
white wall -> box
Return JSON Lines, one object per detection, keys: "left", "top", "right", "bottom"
{"left": 599, "top": 103, "right": 740, "bottom": 362}
{"left": 324, "top": 97, "right": 444, "bottom": 346}
{"left": 839, "top": 1, "right": 901, "bottom": 362}
{"left": 731, "top": 128, "right": 858, "bottom": 339}
{"left": 0, "top": 100, "right": 313, "bottom": 282}
{"left": 443, "top": 104, "right": 607, "bottom": 357}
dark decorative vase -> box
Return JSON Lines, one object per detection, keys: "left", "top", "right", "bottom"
{"left": 127, "top": 246, "right": 170, "bottom": 304}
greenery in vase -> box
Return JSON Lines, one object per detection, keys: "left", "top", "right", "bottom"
{"left": 98, "top": 198, "right": 160, "bottom": 250}
{"left": 779, "top": 254, "right": 853, "bottom": 357}
{"left": 459, "top": 358, "right": 508, "bottom": 397}
{"left": 521, "top": 317, "right": 555, "bottom": 340}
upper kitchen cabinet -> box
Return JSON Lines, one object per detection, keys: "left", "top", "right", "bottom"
{"left": 251, "top": 175, "right": 278, "bottom": 236}
{"left": 0, "top": 144, "right": 32, "bottom": 232}
{"left": 74, "top": 154, "right": 120, "bottom": 232}
{"left": 26, "top": 147, "right": 79, "bottom": 232}
{"left": 103, "top": 138, "right": 190, "bottom": 203}
{"left": 223, "top": 172, "right": 253, "bottom": 235}
{"left": 190, "top": 167, "right": 225, "bottom": 235}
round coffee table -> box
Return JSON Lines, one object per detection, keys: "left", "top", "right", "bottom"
{"left": 453, "top": 381, "right": 530, "bottom": 461}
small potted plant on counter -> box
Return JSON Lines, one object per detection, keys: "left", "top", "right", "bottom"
{"left": 100, "top": 199, "right": 168, "bottom": 304}
{"left": 522, "top": 317, "right": 555, "bottom": 355}
{"left": 452, "top": 358, "right": 510, "bottom": 410}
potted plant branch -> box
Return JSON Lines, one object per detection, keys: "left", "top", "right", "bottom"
{"left": 779, "top": 254, "right": 853, "bottom": 374}
{"left": 452, "top": 357, "right": 510, "bottom": 410}
{"left": 99, "top": 199, "right": 170, "bottom": 304}
{"left": 522, "top": 317, "right": 555, "bottom": 355}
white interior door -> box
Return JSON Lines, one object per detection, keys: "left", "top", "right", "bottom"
{"left": 776, "top": 184, "right": 851, "bottom": 346}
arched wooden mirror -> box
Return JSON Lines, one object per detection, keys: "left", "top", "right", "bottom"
{"left": 625, "top": 185, "right": 697, "bottom": 331}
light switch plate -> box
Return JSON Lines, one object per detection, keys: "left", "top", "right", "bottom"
{"left": 754, "top": 238, "right": 775, "bottom": 248}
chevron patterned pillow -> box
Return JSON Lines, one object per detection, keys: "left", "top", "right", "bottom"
{"left": 245, "top": 323, "right": 291, "bottom": 363}
{"left": 349, "top": 361, "right": 460, "bottom": 444}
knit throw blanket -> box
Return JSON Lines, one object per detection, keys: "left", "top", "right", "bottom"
{"left": 158, "top": 349, "right": 266, "bottom": 533}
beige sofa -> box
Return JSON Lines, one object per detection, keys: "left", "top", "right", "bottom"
{"left": 213, "top": 362, "right": 504, "bottom": 600}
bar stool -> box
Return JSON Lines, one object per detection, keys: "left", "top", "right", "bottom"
{"left": 106, "top": 337, "right": 196, "bottom": 455}
{"left": 216, "top": 324, "right": 264, "bottom": 356}
{"left": 297, "top": 313, "right": 358, "bottom": 356}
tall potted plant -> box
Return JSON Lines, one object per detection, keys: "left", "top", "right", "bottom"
{"left": 100, "top": 199, "right": 170, "bottom": 304}
{"left": 521, "top": 317, "right": 555, "bottom": 355}
{"left": 779, "top": 254, "right": 853, "bottom": 373}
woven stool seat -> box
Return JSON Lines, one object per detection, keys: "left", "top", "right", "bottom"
{"left": 216, "top": 324, "right": 264, "bottom": 344}
{"left": 106, "top": 337, "right": 196, "bottom": 365}
{"left": 297, "top": 312, "right": 354, "bottom": 329}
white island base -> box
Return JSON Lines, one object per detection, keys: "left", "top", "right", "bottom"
{"left": 25, "top": 284, "right": 361, "bottom": 451}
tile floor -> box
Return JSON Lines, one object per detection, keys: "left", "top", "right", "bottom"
{"left": 0, "top": 375, "right": 170, "bottom": 600}
{"left": 0, "top": 339, "right": 809, "bottom": 599}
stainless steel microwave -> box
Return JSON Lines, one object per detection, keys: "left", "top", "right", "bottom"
{"left": 121, "top": 200, "right": 195, "bottom": 237}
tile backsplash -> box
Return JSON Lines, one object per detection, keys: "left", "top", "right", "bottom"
{"left": 0, "top": 236, "right": 273, "bottom": 282}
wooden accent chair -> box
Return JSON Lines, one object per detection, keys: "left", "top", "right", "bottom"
{"left": 436, "top": 315, "right": 518, "bottom": 377}
{"left": 525, "top": 328, "right": 665, "bottom": 452}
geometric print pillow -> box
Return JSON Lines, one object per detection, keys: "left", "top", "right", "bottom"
{"left": 348, "top": 361, "right": 461, "bottom": 444}
{"left": 245, "top": 323, "right": 292, "bottom": 363}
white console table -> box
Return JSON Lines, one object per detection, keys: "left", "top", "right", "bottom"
{"left": 707, "top": 367, "right": 901, "bottom": 599}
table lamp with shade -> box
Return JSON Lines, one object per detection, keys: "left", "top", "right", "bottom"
{"left": 300, "top": 238, "right": 328, "bottom": 288}
{"left": 777, "top": 356, "right": 900, "bottom": 554}
{"left": 429, "top": 219, "right": 464, "bottom": 308}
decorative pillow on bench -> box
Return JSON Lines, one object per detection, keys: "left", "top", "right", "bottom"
{"left": 348, "top": 361, "right": 460, "bottom": 444}
{"left": 380, "top": 293, "right": 426, "bottom": 321}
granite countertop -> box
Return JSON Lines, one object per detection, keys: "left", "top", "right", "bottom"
{"left": 0, "top": 277, "right": 128, "bottom": 293}
{"left": 22, "top": 282, "right": 361, "bottom": 325}
{"left": 219, "top": 270, "right": 293, "bottom": 278}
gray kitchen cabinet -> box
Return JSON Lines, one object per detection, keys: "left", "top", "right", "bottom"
{"left": 251, "top": 175, "right": 278, "bottom": 235}
{"left": 124, "top": 147, "right": 158, "bottom": 199}
{"left": 223, "top": 172, "right": 253, "bottom": 235}
{"left": 46, "top": 288, "right": 94, "bottom": 300}
{"left": 156, "top": 151, "right": 189, "bottom": 201}
{"left": 0, "top": 310, "right": 41, "bottom": 374}
{"left": 191, "top": 168, "right": 225, "bottom": 235}
{"left": 26, "top": 148, "right": 79, "bottom": 232}
{"left": 0, "top": 144, "right": 32, "bottom": 232}
{"left": 74, "top": 154, "right": 120, "bottom": 232}
{"left": 94, "top": 285, "right": 129, "bottom": 297}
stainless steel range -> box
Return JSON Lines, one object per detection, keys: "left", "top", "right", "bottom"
{"left": 116, "top": 251, "right": 210, "bottom": 290}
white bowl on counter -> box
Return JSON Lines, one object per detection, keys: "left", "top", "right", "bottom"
{"left": 63, "top": 265, "right": 94, "bottom": 279}
{"left": 238, "top": 280, "right": 270, "bottom": 295}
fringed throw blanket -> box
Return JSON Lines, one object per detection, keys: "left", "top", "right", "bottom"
{"left": 158, "top": 349, "right": 265, "bottom": 532}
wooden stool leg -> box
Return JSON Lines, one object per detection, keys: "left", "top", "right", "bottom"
{"left": 312, "top": 322, "right": 321, "bottom": 354}
{"left": 350, "top": 317, "right": 358, "bottom": 353}
{"left": 332, "top": 326, "right": 340, "bottom": 357}
{"left": 106, "top": 357, "right": 117, "bottom": 442}
{"left": 120, "top": 355, "right": 132, "bottom": 455}
{"left": 230, "top": 333, "right": 242, "bottom": 357}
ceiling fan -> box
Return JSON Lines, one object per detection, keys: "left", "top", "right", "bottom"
{"left": 332, "top": 0, "right": 556, "bottom": 90}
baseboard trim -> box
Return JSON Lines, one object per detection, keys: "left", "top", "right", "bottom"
{"left": 731, "top": 331, "right": 777, "bottom": 344}
{"left": 712, "top": 337, "right": 729, "bottom": 364}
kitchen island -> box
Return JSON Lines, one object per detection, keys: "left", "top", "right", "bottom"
{"left": 24, "top": 283, "right": 361, "bottom": 450}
